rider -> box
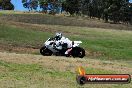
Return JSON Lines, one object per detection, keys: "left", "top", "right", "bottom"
{"left": 54, "top": 33, "right": 65, "bottom": 41}
{"left": 54, "top": 33, "right": 73, "bottom": 55}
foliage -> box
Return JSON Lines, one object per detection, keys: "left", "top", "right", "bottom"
{"left": 36, "top": 0, "right": 132, "bottom": 24}
{"left": 0, "top": 0, "right": 2, "bottom": 6}
{"left": 39, "top": 0, "right": 48, "bottom": 12}
{"left": 39, "top": 0, "right": 64, "bottom": 14}
{"left": 62, "top": 0, "right": 80, "bottom": 15}
{"left": 22, "top": 0, "right": 38, "bottom": 11}
{"left": 0, "top": 0, "right": 14, "bottom": 10}
{"left": 80, "top": 0, "right": 132, "bottom": 24}
{"left": 21, "top": 0, "right": 132, "bottom": 24}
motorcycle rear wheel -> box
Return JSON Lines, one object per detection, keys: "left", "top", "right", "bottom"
{"left": 72, "top": 47, "right": 85, "bottom": 58}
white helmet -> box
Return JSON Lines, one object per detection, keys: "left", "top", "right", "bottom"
{"left": 55, "top": 33, "right": 62, "bottom": 38}
{"left": 55, "top": 33, "right": 62, "bottom": 40}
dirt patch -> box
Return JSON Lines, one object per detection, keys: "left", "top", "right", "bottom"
{"left": 0, "top": 52, "right": 132, "bottom": 74}
{"left": 7, "top": 21, "right": 58, "bottom": 33}
{"left": 0, "top": 44, "right": 38, "bottom": 54}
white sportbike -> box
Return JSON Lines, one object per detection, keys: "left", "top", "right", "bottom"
{"left": 40, "top": 37, "right": 85, "bottom": 58}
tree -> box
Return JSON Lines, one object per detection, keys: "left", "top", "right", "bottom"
{"left": 1, "top": 0, "right": 14, "bottom": 10}
{"left": 39, "top": 0, "right": 49, "bottom": 13}
{"left": 22, "top": 0, "right": 38, "bottom": 11}
{"left": 39, "top": 0, "right": 64, "bottom": 14}
{"left": 0, "top": 0, "right": 2, "bottom": 6}
{"left": 62, "top": 0, "right": 80, "bottom": 15}
{"left": 106, "top": 0, "right": 130, "bottom": 23}
{"left": 80, "top": 0, "right": 131, "bottom": 23}
{"left": 31, "top": 0, "right": 38, "bottom": 10}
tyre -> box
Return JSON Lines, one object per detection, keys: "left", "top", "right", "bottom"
{"left": 72, "top": 47, "right": 85, "bottom": 58}
{"left": 40, "top": 46, "right": 53, "bottom": 56}
{"left": 79, "top": 48, "right": 85, "bottom": 58}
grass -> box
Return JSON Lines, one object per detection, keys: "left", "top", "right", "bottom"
{"left": 0, "top": 11, "right": 132, "bottom": 88}
{"left": 0, "top": 23, "right": 132, "bottom": 60}
{"left": 1, "top": 13, "right": 132, "bottom": 30}
{"left": 0, "top": 60, "right": 131, "bottom": 88}
{"left": 0, "top": 10, "right": 26, "bottom": 15}
{"left": 47, "top": 25, "right": 132, "bottom": 60}
{"left": 0, "top": 24, "right": 52, "bottom": 47}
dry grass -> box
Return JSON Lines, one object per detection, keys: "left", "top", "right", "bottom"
{"left": 0, "top": 52, "right": 132, "bottom": 74}
{"left": 0, "top": 52, "right": 131, "bottom": 88}
{"left": 0, "top": 13, "right": 132, "bottom": 30}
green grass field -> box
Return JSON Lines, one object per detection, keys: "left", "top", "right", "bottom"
{"left": 0, "top": 24, "right": 52, "bottom": 47}
{"left": 0, "top": 23, "right": 132, "bottom": 60}
{"left": 0, "top": 12, "right": 132, "bottom": 88}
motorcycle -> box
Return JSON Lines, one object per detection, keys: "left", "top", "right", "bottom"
{"left": 40, "top": 37, "right": 85, "bottom": 58}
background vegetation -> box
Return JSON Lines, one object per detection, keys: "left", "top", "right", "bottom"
{"left": 0, "top": 0, "right": 14, "bottom": 10}
{"left": 21, "top": 0, "right": 132, "bottom": 24}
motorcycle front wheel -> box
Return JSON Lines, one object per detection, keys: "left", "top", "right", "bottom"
{"left": 40, "top": 46, "right": 53, "bottom": 56}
